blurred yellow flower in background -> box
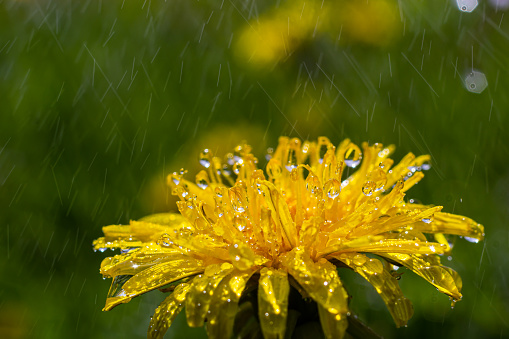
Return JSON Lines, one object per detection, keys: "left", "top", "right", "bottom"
{"left": 94, "top": 136, "right": 483, "bottom": 338}
{"left": 235, "top": 0, "right": 328, "bottom": 66}
{"left": 234, "top": 0, "right": 401, "bottom": 67}
{"left": 333, "top": 0, "right": 401, "bottom": 46}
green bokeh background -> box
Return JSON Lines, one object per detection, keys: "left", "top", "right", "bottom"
{"left": 1, "top": 0, "right": 508, "bottom": 338}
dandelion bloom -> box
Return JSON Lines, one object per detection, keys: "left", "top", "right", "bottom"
{"left": 94, "top": 137, "right": 484, "bottom": 338}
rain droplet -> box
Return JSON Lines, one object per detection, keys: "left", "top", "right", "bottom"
{"left": 234, "top": 216, "right": 247, "bottom": 231}
{"left": 196, "top": 170, "right": 210, "bottom": 189}
{"left": 325, "top": 179, "right": 341, "bottom": 199}
{"left": 421, "top": 161, "right": 431, "bottom": 171}
{"left": 352, "top": 254, "right": 366, "bottom": 266}
{"left": 362, "top": 181, "right": 376, "bottom": 196}
{"left": 265, "top": 147, "right": 274, "bottom": 161}
{"left": 233, "top": 145, "right": 243, "bottom": 162}
{"left": 344, "top": 145, "right": 362, "bottom": 168}
{"left": 233, "top": 162, "right": 242, "bottom": 175}
{"left": 306, "top": 173, "right": 322, "bottom": 195}
{"left": 226, "top": 153, "right": 235, "bottom": 166}
{"left": 286, "top": 149, "right": 298, "bottom": 171}
{"left": 157, "top": 233, "right": 172, "bottom": 247}
{"left": 266, "top": 159, "right": 282, "bottom": 179}
{"left": 317, "top": 137, "right": 330, "bottom": 164}
{"left": 199, "top": 149, "right": 211, "bottom": 168}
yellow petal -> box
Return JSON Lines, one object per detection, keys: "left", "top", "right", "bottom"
{"left": 258, "top": 267, "right": 290, "bottom": 339}
{"left": 95, "top": 213, "right": 192, "bottom": 250}
{"left": 185, "top": 262, "right": 234, "bottom": 327}
{"left": 99, "top": 245, "right": 184, "bottom": 278}
{"left": 335, "top": 253, "right": 413, "bottom": 327}
{"left": 319, "top": 238, "right": 445, "bottom": 258}
{"left": 414, "top": 212, "right": 485, "bottom": 241}
{"left": 229, "top": 243, "right": 270, "bottom": 271}
{"left": 93, "top": 236, "right": 143, "bottom": 252}
{"left": 103, "top": 258, "right": 204, "bottom": 311}
{"left": 257, "top": 181, "right": 298, "bottom": 249}
{"left": 317, "top": 303, "right": 348, "bottom": 339}
{"left": 139, "top": 213, "right": 194, "bottom": 226}
{"left": 206, "top": 270, "right": 255, "bottom": 339}
{"left": 147, "top": 283, "right": 191, "bottom": 339}
{"left": 279, "top": 247, "right": 349, "bottom": 329}
{"left": 376, "top": 253, "right": 462, "bottom": 300}
{"left": 346, "top": 206, "right": 442, "bottom": 239}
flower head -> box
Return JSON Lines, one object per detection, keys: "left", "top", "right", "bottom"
{"left": 94, "top": 137, "right": 484, "bottom": 339}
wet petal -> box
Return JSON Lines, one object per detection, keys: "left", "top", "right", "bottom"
{"left": 257, "top": 181, "right": 298, "bottom": 248}
{"left": 335, "top": 253, "right": 413, "bottom": 327}
{"left": 280, "top": 247, "right": 349, "bottom": 324}
{"left": 95, "top": 213, "right": 192, "bottom": 250}
{"left": 317, "top": 303, "right": 348, "bottom": 339}
{"left": 229, "top": 243, "right": 270, "bottom": 271}
{"left": 147, "top": 283, "right": 191, "bottom": 339}
{"left": 413, "top": 211, "right": 485, "bottom": 241}
{"left": 104, "top": 258, "right": 204, "bottom": 311}
{"left": 319, "top": 238, "right": 445, "bottom": 257}
{"left": 99, "top": 245, "right": 185, "bottom": 278}
{"left": 206, "top": 270, "right": 254, "bottom": 339}
{"left": 185, "top": 262, "right": 234, "bottom": 327}
{"left": 376, "top": 253, "right": 462, "bottom": 300}
{"left": 346, "top": 206, "right": 442, "bottom": 239}
{"left": 258, "top": 267, "right": 290, "bottom": 339}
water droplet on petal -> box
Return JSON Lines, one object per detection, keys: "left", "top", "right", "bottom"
{"left": 199, "top": 149, "right": 211, "bottom": 168}
{"left": 286, "top": 148, "right": 298, "bottom": 171}
{"left": 344, "top": 145, "right": 362, "bottom": 168}
{"left": 362, "top": 181, "right": 376, "bottom": 196}
{"left": 422, "top": 217, "right": 433, "bottom": 224}
{"left": 157, "top": 233, "right": 172, "bottom": 247}
{"left": 266, "top": 159, "right": 282, "bottom": 179}
{"left": 324, "top": 179, "right": 341, "bottom": 199}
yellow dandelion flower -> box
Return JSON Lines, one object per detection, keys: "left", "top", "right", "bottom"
{"left": 94, "top": 137, "right": 484, "bottom": 339}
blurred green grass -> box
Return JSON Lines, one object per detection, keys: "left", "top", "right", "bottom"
{"left": 0, "top": 0, "right": 508, "bottom": 338}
